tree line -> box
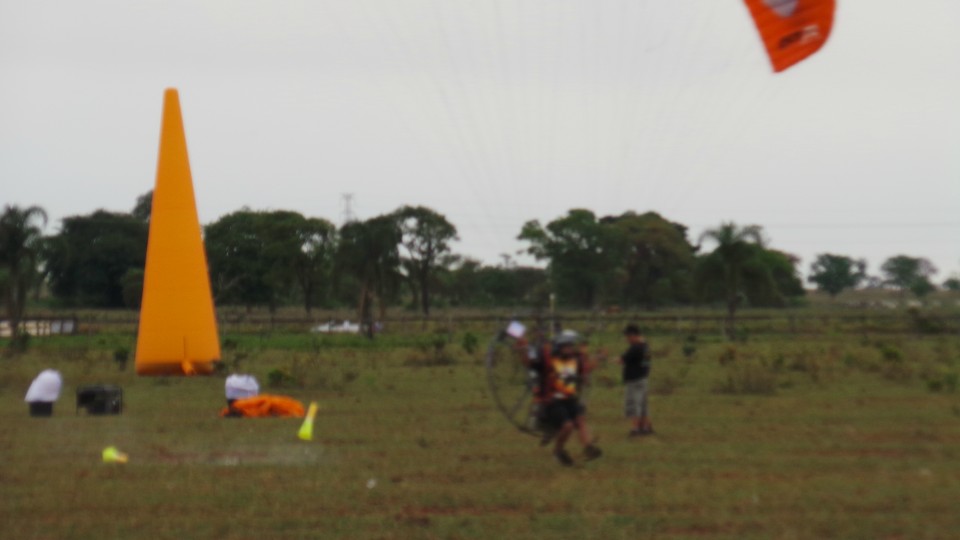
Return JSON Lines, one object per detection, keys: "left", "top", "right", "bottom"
{"left": 1, "top": 197, "right": 956, "bottom": 344}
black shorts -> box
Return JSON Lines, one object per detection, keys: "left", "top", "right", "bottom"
{"left": 544, "top": 399, "right": 585, "bottom": 429}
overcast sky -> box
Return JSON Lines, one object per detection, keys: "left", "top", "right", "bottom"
{"left": 2, "top": 0, "right": 957, "bottom": 281}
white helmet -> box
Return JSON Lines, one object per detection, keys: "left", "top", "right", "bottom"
{"left": 554, "top": 330, "right": 580, "bottom": 346}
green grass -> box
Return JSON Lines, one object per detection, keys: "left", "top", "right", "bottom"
{"left": 2, "top": 330, "right": 959, "bottom": 539}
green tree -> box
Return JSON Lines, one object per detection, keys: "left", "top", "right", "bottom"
{"left": 695, "top": 222, "right": 769, "bottom": 336}
{"left": 445, "top": 258, "right": 548, "bottom": 307}
{"left": 292, "top": 217, "right": 336, "bottom": 314}
{"left": 204, "top": 210, "right": 268, "bottom": 308}
{"left": 394, "top": 205, "right": 458, "bottom": 316}
{"left": 909, "top": 278, "right": 937, "bottom": 298}
{"left": 44, "top": 210, "right": 148, "bottom": 307}
{"left": 205, "top": 210, "right": 335, "bottom": 313}
{"left": 519, "top": 209, "right": 625, "bottom": 308}
{"left": 881, "top": 255, "right": 937, "bottom": 298}
{"left": 257, "top": 211, "right": 327, "bottom": 313}
{"left": 120, "top": 268, "right": 145, "bottom": 309}
{"left": 944, "top": 276, "right": 960, "bottom": 292}
{"left": 603, "top": 211, "right": 696, "bottom": 307}
{"left": 750, "top": 249, "right": 805, "bottom": 306}
{"left": 808, "top": 254, "right": 867, "bottom": 298}
{"left": 132, "top": 190, "right": 153, "bottom": 222}
{"left": 335, "top": 215, "right": 401, "bottom": 335}
{"left": 0, "top": 205, "right": 48, "bottom": 349}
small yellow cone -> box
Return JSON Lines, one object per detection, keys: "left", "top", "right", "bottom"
{"left": 298, "top": 402, "right": 319, "bottom": 441}
{"left": 102, "top": 446, "right": 129, "bottom": 464}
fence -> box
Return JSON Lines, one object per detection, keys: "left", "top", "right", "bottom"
{"left": 50, "top": 310, "right": 960, "bottom": 339}
{"left": 0, "top": 317, "right": 79, "bottom": 338}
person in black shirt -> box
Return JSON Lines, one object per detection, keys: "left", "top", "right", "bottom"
{"left": 619, "top": 324, "right": 653, "bottom": 436}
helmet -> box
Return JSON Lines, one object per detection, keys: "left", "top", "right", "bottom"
{"left": 553, "top": 330, "right": 580, "bottom": 347}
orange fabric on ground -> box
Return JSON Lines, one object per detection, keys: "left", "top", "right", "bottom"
{"left": 220, "top": 395, "right": 306, "bottom": 418}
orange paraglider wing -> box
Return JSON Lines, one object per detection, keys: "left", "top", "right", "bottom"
{"left": 220, "top": 396, "right": 306, "bottom": 418}
{"left": 743, "top": 0, "right": 835, "bottom": 72}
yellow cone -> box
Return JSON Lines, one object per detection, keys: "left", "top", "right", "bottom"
{"left": 102, "top": 446, "right": 129, "bottom": 464}
{"left": 298, "top": 402, "right": 319, "bottom": 441}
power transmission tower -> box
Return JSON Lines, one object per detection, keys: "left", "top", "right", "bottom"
{"left": 341, "top": 193, "right": 355, "bottom": 224}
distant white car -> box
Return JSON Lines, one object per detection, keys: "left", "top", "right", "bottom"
{"left": 311, "top": 320, "right": 361, "bottom": 334}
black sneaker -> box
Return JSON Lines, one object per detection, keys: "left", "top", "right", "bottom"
{"left": 584, "top": 445, "right": 603, "bottom": 461}
{"left": 554, "top": 448, "right": 574, "bottom": 467}
{"left": 628, "top": 429, "right": 642, "bottom": 437}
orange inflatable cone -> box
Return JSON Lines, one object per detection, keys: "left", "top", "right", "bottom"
{"left": 135, "top": 89, "right": 221, "bottom": 376}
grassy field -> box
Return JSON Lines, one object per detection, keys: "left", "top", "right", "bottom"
{"left": 2, "top": 322, "right": 959, "bottom": 539}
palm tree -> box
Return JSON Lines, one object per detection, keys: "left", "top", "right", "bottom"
{"left": 0, "top": 205, "right": 48, "bottom": 350}
{"left": 696, "top": 222, "right": 768, "bottom": 337}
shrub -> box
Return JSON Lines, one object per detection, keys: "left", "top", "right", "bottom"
{"left": 907, "top": 308, "right": 946, "bottom": 334}
{"left": 718, "top": 345, "right": 737, "bottom": 366}
{"left": 113, "top": 347, "right": 129, "bottom": 371}
{"left": 842, "top": 349, "right": 880, "bottom": 373}
{"left": 714, "top": 360, "right": 778, "bottom": 395}
{"left": 267, "top": 368, "right": 294, "bottom": 387}
{"left": 228, "top": 351, "right": 249, "bottom": 371}
{"left": 461, "top": 332, "right": 479, "bottom": 356}
{"left": 406, "top": 328, "right": 458, "bottom": 366}
{"left": 341, "top": 368, "right": 360, "bottom": 385}
{"left": 782, "top": 351, "right": 822, "bottom": 382}
{"left": 682, "top": 334, "right": 697, "bottom": 359}
{"left": 876, "top": 343, "right": 912, "bottom": 382}
{"left": 735, "top": 328, "right": 750, "bottom": 343}
{"left": 841, "top": 352, "right": 861, "bottom": 369}
{"left": 923, "top": 369, "right": 958, "bottom": 393}
{"left": 877, "top": 343, "right": 903, "bottom": 364}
